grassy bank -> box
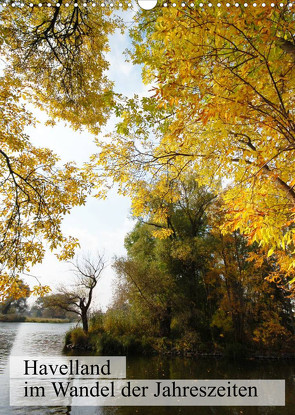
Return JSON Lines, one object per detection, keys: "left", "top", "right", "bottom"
{"left": 61, "top": 307, "right": 295, "bottom": 358}
{"left": 64, "top": 327, "right": 154, "bottom": 355}
{"left": 25, "top": 317, "right": 73, "bottom": 323}
{"left": 0, "top": 314, "right": 73, "bottom": 323}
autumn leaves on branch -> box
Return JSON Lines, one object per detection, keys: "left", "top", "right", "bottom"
{"left": 0, "top": 3, "right": 116, "bottom": 299}
{"left": 96, "top": 4, "right": 295, "bottom": 286}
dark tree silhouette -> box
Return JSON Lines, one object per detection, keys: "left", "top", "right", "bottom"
{"left": 46, "top": 253, "right": 105, "bottom": 332}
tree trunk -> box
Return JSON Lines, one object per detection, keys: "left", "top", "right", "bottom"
{"left": 81, "top": 311, "right": 88, "bottom": 333}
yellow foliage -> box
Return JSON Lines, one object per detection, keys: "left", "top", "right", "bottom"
{"left": 0, "top": 4, "right": 123, "bottom": 299}
{"left": 0, "top": 74, "right": 89, "bottom": 299}
{"left": 253, "top": 312, "right": 291, "bottom": 349}
{"left": 0, "top": 3, "right": 120, "bottom": 134}
{"left": 93, "top": 6, "right": 295, "bottom": 283}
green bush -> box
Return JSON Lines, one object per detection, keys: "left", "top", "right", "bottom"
{"left": 89, "top": 311, "right": 104, "bottom": 331}
{"left": 97, "top": 333, "right": 124, "bottom": 354}
{"left": 153, "top": 337, "right": 173, "bottom": 354}
{"left": 102, "top": 308, "right": 146, "bottom": 336}
{"left": 92, "top": 332, "right": 154, "bottom": 355}
{"left": 65, "top": 328, "right": 89, "bottom": 349}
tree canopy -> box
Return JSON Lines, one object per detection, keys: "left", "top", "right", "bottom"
{"left": 0, "top": 2, "right": 120, "bottom": 133}
{"left": 94, "top": 4, "right": 295, "bottom": 285}
{"left": 109, "top": 178, "right": 295, "bottom": 352}
{"left": 0, "top": 3, "right": 120, "bottom": 299}
{"left": 0, "top": 74, "right": 89, "bottom": 300}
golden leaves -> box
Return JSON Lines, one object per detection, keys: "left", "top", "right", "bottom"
{"left": 88, "top": 6, "right": 295, "bottom": 285}
{"left": 0, "top": 75, "right": 90, "bottom": 299}
{"left": 31, "top": 285, "right": 51, "bottom": 297}
{"left": 0, "top": 4, "right": 119, "bottom": 134}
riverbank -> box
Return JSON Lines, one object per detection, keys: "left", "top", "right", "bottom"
{"left": 0, "top": 314, "right": 74, "bottom": 323}
{"left": 64, "top": 327, "right": 295, "bottom": 360}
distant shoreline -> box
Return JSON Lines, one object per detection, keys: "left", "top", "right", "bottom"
{"left": 0, "top": 315, "right": 75, "bottom": 323}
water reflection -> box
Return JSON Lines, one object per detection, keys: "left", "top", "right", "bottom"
{"left": 0, "top": 322, "right": 73, "bottom": 415}
{"left": 121, "top": 356, "right": 295, "bottom": 415}
{"left": 0, "top": 323, "right": 20, "bottom": 373}
{"left": 0, "top": 323, "right": 294, "bottom": 415}
{"left": 9, "top": 322, "right": 73, "bottom": 356}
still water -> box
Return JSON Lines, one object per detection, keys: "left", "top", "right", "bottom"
{"left": 0, "top": 322, "right": 294, "bottom": 415}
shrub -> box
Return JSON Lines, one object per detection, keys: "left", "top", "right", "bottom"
{"left": 65, "top": 328, "right": 89, "bottom": 349}
{"left": 93, "top": 332, "right": 154, "bottom": 355}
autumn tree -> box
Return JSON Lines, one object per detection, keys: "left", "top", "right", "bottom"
{"left": 93, "top": 4, "right": 295, "bottom": 286}
{"left": 112, "top": 177, "right": 218, "bottom": 341}
{"left": 0, "top": 2, "right": 121, "bottom": 133}
{"left": 0, "top": 3, "right": 121, "bottom": 300}
{"left": 207, "top": 225, "right": 295, "bottom": 349}
{"left": 46, "top": 254, "right": 105, "bottom": 332}
{"left": 0, "top": 74, "right": 91, "bottom": 301}
{"left": 111, "top": 176, "right": 295, "bottom": 351}
{"left": 0, "top": 281, "right": 30, "bottom": 315}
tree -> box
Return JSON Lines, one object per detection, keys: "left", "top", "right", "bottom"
{"left": 0, "top": 74, "right": 89, "bottom": 301}
{"left": 112, "top": 177, "right": 218, "bottom": 340}
{"left": 0, "top": 3, "right": 121, "bottom": 299}
{"left": 0, "top": 281, "right": 30, "bottom": 315}
{"left": 111, "top": 176, "right": 295, "bottom": 350}
{"left": 30, "top": 295, "right": 76, "bottom": 320}
{"left": 46, "top": 254, "right": 105, "bottom": 332}
{"left": 93, "top": 5, "right": 295, "bottom": 285}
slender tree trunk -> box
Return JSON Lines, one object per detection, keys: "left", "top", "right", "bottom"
{"left": 81, "top": 310, "right": 88, "bottom": 333}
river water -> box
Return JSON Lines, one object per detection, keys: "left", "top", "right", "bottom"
{"left": 0, "top": 322, "right": 294, "bottom": 415}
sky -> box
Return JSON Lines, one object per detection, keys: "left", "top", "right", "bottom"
{"left": 25, "top": 9, "right": 151, "bottom": 310}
